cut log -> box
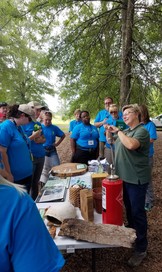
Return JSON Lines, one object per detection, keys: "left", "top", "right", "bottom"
{"left": 58, "top": 218, "right": 136, "bottom": 248}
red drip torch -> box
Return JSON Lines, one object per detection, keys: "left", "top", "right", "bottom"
{"left": 102, "top": 132, "right": 123, "bottom": 226}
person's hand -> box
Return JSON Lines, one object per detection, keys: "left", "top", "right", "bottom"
{"left": 103, "top": 124, "right": 109, "bottom": 129}
{"left": 106, "top": 125, "right": 119, "bottom": 134}
{"left": 32, "top": 129, "right": 42, "bottom": 138}
{"left": 34, "top": 135, "right": 45, "bottom": 143}
{"left": 102, "top": 118, "right": 108, "bottom": 125}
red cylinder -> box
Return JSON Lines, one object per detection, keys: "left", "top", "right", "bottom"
{"left": 102, "top": 177, "right": 123, "bottom": 226}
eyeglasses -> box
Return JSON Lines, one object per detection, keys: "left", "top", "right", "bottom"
{"left": 123, "top": 111, "right": 134, "bottom": 117}
{"left": 110, "top": 111, "right": 118, "bottom": 114}
{"left": 104, "top": 102, "right": 112, "bottom": 105}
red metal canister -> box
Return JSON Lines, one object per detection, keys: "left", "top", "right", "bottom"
{"left": 102, "top": 176, "right": 123, "bottom": 226}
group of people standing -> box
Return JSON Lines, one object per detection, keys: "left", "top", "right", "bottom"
{"left": 0, "top": 97, "right": 158, "bottom": 268}
{"left": 69, "top": 98, "right": 157, "bottom": 267}
{"left": 0, "top": 101, "right": 65, "bottom": 271}
{"left": 69, "top": 98, "right": 127, "bottom": 169}
{"left": 0, "top": 101, "right": 65, "bottom": 200}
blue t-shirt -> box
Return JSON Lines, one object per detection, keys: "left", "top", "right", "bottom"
{"left": 143, "top": 121, "right": 157, "bottom": 157}
{"left": 71, "top": 123, "right": 99, "bottom": 149}
{"left": 0, "top": 120, "right": 33, "bottom": 181}
{"left": 94, "top": 109, "right": 123, "bottom": 142}
{"left": 94, "top": 109, "right": 110, "bottom": 142}
{"left": 69, "top": 120, "right": 82, "bottom": 132}
{"left": 42, "top": 124, "right": 64, "bottom": 148}
{"left": 23, "top": 121, "right": 45, "bottom": 158}
{"left": 0, "top": 184, "right": 65, "bottom": 272}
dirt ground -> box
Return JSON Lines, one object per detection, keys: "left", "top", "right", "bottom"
{"left": 57, "top": 132, "right": 162, "bottom": 272}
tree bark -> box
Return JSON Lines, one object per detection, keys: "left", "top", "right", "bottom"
{"left": 59, "top": 218, "right": 136, "bottom": 248}
{"left": 120, "top": 0, "right": 135, "bottom": 107}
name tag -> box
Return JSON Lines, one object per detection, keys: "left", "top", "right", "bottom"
{"left": 88, "top": 140, "right": 94, "bottom": 145}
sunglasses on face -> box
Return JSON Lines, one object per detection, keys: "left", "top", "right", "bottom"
{"left": 110, "top": 111, "right": 118, "bottom": 114}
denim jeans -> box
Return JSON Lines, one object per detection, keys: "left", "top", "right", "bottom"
{"left": 123, "top": 181, "right": 148, "bottom": 252}
{"left": 145, "top": 157, "right": 154, "bottom": 205}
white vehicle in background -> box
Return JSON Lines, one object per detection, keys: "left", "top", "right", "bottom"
{"left": 150, "top": 114, "right": 162, "bottom": 129}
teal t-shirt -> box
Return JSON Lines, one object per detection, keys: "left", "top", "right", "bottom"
{"left": 115, "top": 124, "right": 151, "bottom": 184}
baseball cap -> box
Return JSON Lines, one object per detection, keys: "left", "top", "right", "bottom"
{"left": 0, "top": 102, "right": 8, "bottom": 107}
{"left": 28, "top": 101, "right": 44, "bottom": 109}
{"left": 18, "top": 104, "right": 36, "bottom": 121}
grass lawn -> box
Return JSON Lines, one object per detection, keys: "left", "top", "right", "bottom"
{"left": 52, "top": 115, "right": 70, "bottom": 133}
{"left": 52, "top": 114, "right": 95, "bottom": 133}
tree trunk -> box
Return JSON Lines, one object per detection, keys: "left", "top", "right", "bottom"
{"left": 120, "top": 0, "right": 135, "bottom": 107}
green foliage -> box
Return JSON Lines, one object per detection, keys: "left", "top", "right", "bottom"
{"left": 0, "top": 0, "right": 55, "bottom": 104}
{"left": 147, "top": 88, "right": 162, "bottom": 117}
{"left": 47, "top": 1, "right": 122, "bottom": 115}
{"left": 0, "top": 0, "right": 162, "bottom": 116}
{"left": 40, "top": 0, "right": 162, "bottom": 114}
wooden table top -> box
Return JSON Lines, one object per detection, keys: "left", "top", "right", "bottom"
{"left": 51, "top": 163, "right": 87, "bottom": 177}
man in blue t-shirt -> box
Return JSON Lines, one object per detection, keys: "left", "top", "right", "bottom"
{"left": 94, "top": 97, "right": 113, "bottom": 158}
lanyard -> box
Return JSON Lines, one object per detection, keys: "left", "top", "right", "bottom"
{"left": 12, "top": 119, "right": 30, "bottom": 150}
{"left": 84, "top": 124, "right": 93, "bottom": 139}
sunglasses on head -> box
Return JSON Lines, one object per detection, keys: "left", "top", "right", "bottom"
{"left": 44, "top": 111, "right": 51, "bottom": 113}
{"left": 43, "top": 111, "right": 52, "bottom": 118}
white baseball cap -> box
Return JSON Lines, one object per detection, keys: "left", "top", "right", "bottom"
{"left": 18, "top": 104, "right": 36, "bottom": 121}
{"left": 28, "top": 101, "right": 44, "bottom": 109}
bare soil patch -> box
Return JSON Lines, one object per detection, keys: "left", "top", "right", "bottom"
{"left": 57, "top": 132, "right": 162, "bottom": 272}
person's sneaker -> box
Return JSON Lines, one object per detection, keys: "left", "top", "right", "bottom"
{"left": 127, "top": 251, "right": 147, "bottom": 267}
{"left": 145, "top": 203, "right": 153, "bottom": 211}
